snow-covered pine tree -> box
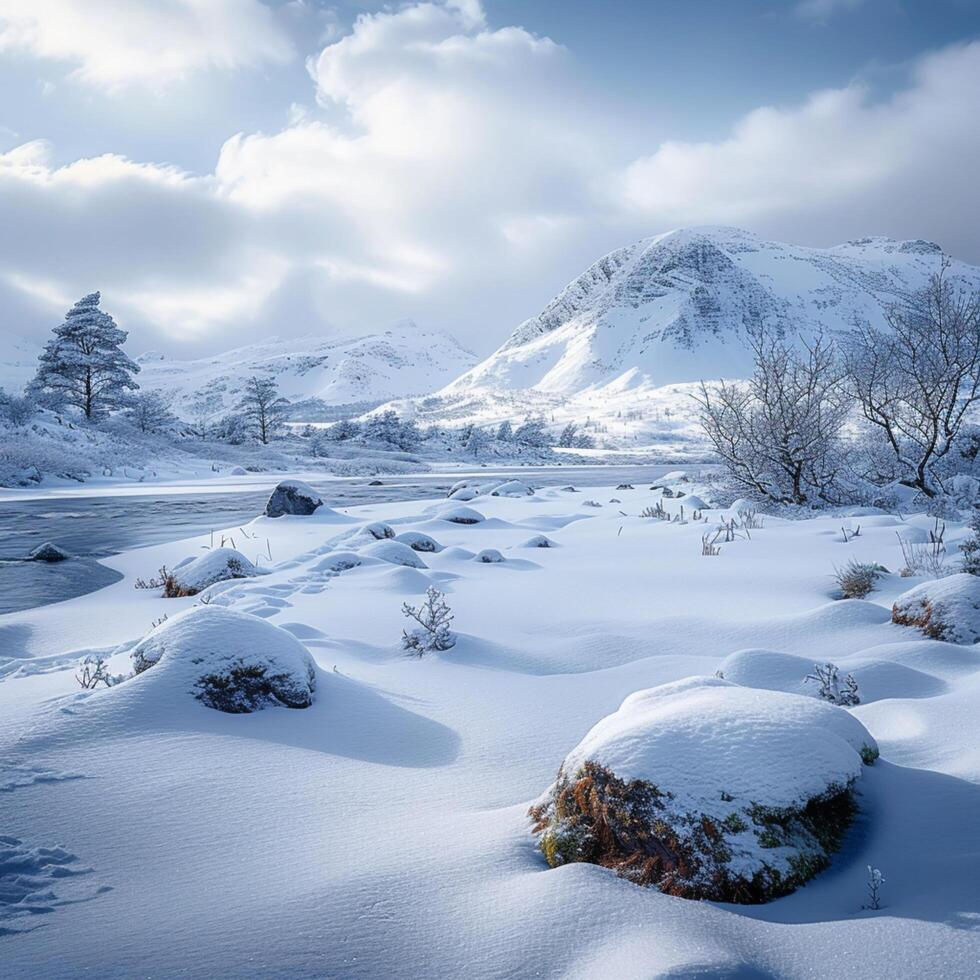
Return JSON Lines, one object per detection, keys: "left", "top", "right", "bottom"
{"left": 32, "top": 292, "right": 139, "bottom": 419}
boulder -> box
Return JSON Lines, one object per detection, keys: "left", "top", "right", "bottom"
{"left": 129, "top": 606, "right": 316, "bottom": 712}
{"left": 363, "top": 521, "right": 396, "bottom": 540}
{"left": 892, "top": 573, "right": 980, "bottom": 644}
{"left": 530, "top": 676, "right": 876, "bottom": 902}
{"left": 491, "top": 480, "right": 534, "bottom": 497}
{"left": 265, "top": 480, "right": 323, "bottom": 518}
{"left": 29, "top": 541, "right": 71, "bottom": 562}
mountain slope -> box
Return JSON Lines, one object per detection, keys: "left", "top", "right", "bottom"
{"left": 136, "top": 322, "right": 476, "bottom": 422}
{"left": 444, "top": 226, "right": 977, "bottom": 396}
{"left": 388, "top": 226, "right": 980, "bottom": 448}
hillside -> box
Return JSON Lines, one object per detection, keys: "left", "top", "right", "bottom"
{"left": 389, "top": 226, "right": 980, "bottom": 447}
{"left": 135, "top": 322, "right": 476, "bottom": 423}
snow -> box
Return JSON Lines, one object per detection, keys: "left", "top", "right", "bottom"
{"left": 361, "top": 539, "right": 428, "bottom": 568}
{"left": 126, "top": 605, "right": 317, "bottom": 711}
{"left": 559, "top": 676, "right": 872, "bottom": 817}
{"left": 3, "top": 479, "right": 980, "bottom": 976}
{"left": 168, "top": 546, "right": 259, "bottom": 594}
{"left": 892, "top": 573, "right": 980, "bottom": 645}
{"left": 382, "top": 227, "right": 980, "bottom": 449}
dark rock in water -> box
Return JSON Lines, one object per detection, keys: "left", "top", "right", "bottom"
{"left": 265, "top": 480, "right": 323, "bottom": 518}
{"left": 29, "top": 542, "right": 71, "bottom": 562}
{"left": 368, "top": 480, "right": 384, "bottom": 486}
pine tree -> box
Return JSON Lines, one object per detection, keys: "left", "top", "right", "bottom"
{"left": 32, "top": 292, "right": 139, "bottom": 419}
{"left": 236, "top": 376, "right": 289, "bottom": 445}
{"left": 496, "top": 419, "right": 513, "bottom": 441}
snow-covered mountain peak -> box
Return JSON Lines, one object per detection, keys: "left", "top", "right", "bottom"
{"left": 444, "top": 225, "right": 980, "bottom": 399}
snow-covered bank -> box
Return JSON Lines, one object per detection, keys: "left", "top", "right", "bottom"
{"left": 1, "top": 479, "right": 979, "bottom": 977}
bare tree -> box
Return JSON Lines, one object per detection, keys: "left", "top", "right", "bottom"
{"left": 844, "top": 260, "right": 980, "bottom": 497}
{"left": 236, "top": 376, "right": 289, "bottom": 445}
{"left": 694, "top": 332, "right": 849, "bottom": 505}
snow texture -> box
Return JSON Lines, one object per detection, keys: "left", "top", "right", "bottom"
{"left": 892, "top": 574, "right": 980, "bottom": 644}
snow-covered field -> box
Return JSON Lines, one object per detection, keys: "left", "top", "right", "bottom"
{"left": 2, "top": 478, "right": 979, "bottom": 978}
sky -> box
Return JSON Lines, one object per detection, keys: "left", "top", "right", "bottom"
{"left": 1, "top": 0, "right": 979, "bottom": 359}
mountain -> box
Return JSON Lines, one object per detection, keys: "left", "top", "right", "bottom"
{"left": 391, "top": 226, "right": 980, "bottom": 448}
{"left": 135, "top": 322, "right": 476, "bottom": 423}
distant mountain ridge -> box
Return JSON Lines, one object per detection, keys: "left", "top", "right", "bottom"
{"left": 133, "top": 321, "right": 476, "bottom": 422}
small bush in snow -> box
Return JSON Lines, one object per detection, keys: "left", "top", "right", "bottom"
{"left": 582, "top": 499, "right": 601, "bottom": 508}
{"left": 866, "top": 865, "right": 885, "bottom": 910}
{"left": 75, "top": 655, "right": 116, "bottom": 689}
{"left": 402, "top": 586, "right": 454, "bottom": 655}
{"left": 805, "top": 662, "right": 860, "bottom": 706}
{"left": 897, "top": 518, "right": 948, "bottom": 577}
{"left": 833, "top": 560, "right": 884, "bottom": 599}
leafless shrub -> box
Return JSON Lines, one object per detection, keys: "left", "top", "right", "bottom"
{"left": 402, "top": 586, "right": 455, "bottom": 655}
{"left": 897, "top": 518, "right": 948, "bottom": 577}
{"left": 805, "top": 662, "right": 860, "bottom": 706}
{"left": 695, "top": 332, "right": 850, "bottom": 506}
{"left": 701, "top": 530, "right": 722, "bottom": 556}
{"left": 844, "top": 260, "right": 980, "bottom": 497}
{"left": 76, "top": 655, "right": 115, "bottom": 689}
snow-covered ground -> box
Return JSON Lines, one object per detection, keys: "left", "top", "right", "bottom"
{"left": 2, "top": 479, "right": 979, "bottom": 977}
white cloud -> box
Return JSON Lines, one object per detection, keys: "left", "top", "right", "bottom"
{"left": 1, "top": 2, "right": 979, "bottom": 358}
{"left": 617, "top": 41, "right": 980, "bottom": 259}
{"left": 0, "top": 0, "right": 293, "bottom": 89}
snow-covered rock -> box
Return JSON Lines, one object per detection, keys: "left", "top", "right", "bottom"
{"left": 167, "top": 547, "right": 258, "bottom": 597}
{"left": 892, "top": 574, "right": 980, "bottom": 644}
{"left": 128, "top": 606, "right": 316, "bottom": 712}
{"left": 447, "top": 486, "right": 480, "bottom": 501}
{"left": 439, "top": 505, "right": 485, "bottom": 525}
{"left": 361, "top": 540, "right": 428, "bottom": 568}
{"left": 531, "top": 676, "right": 876, "bottom": 902}
{"left": 312, "top": 551, "right": 362, "bottom": 573}
{"left": 521, "top": 534, "right": 556, "bottom": 548}
{"left": 395, "top": 531, "right": 443, "bottom": 553}
{"left": 28, "top": 542, "right": 70, "bottom": 562}
{"left": 490, "top": 480, "right": 534, "bottom": 497}
{"left": 363, "top": 521, "right": 396, "bottom": 540}
{"left": 265, "top": 480, "right": 323, "bottom": 518}
{"left": 474, "top": 549, "right": 504, "bottom": 563}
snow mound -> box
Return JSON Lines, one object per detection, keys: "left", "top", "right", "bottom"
{"left": 474, "top": 549, "right": 504, "bottom": 563}
{"left": 490, "top": 480, "right": 534, "bottom": 497}
{"left": 447, "top": 486, "right": 480, "bottom": 501}
{"left": 311, "top": 551, "right": 362, "bottom": 573}
{"left": 521, "top": 534, "right": 557, "bottom": 548}
{"left": 680, "top": 495, "right": 708, "bottom": 510}
{"left": 265, "top": 480, "right": 323, "bottom": 518}
{"left": 361, "top": 540, "right": 428, "bottom": 568}
{"left": 395, "top": 531, "right": 443, "bottom": 553}
{"left": 168, "top": 548, "right": 257, "bottom": 596}
{"left": 718, "top": 649, "right": 813, "bottom": 696}
{"left": 364, "top": 521, "right": 396, "bottom": 540}
{"left": 128, "top": 606, "right": 316, "bottom": 712}
{"left": 892, "top": 574, "right": 980, "bottom": 644}
{"left": 532, "top": 677, "right": 875, "bottom": 902}
{"left": 439, "top": 505, "right": 485, "bottom": 525}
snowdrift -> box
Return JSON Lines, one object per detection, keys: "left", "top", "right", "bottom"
{"left": 128, "top": 606, "right": 317, "bottom": 712}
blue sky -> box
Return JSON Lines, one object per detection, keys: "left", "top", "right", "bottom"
{"left": 1, "top": 0, "right": 978, "bottom": 356}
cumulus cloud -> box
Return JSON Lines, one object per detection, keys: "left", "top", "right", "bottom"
{"left": 0, "top": 0, "right": 293, "bottom": 89}
{"left": 1, "top": 1, "right": 979, "bottom": 358}
{"left": 617, "top": 41, "right": 980, "bottom": 261}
